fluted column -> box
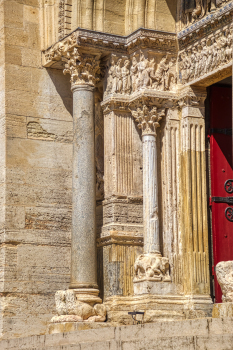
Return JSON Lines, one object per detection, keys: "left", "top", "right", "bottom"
{"left": 131, "top": 104, "right": 171, "bottom": 294}
{"left": 132, "top": 105, "right": 164, "bottom": 257}
{"left": 142, "top": 134, "right": 160, "bottom": 255}
{"left": 50, "top": 49, "right": 106, "bottom": 323}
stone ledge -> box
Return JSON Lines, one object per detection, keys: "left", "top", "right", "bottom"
{"left": 1, "top": 317, "right": 233, "bottom": 349}
{"left": 48, "top": 321, "right": 111, "bottom": 335}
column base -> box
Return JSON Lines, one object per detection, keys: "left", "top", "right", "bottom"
{"left": 51, "top": 289, "right": 107, "bottom": 323}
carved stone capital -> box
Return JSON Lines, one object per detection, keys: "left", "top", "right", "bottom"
{"left": 130, "top": 104, "right": 165, "bottom": 136}
{"left": 62, "top": 47, "right": 101, "bottom": 88}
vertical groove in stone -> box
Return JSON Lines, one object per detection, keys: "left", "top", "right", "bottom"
{"left": 115, "top": 114, "right": 134, "bottom": 196}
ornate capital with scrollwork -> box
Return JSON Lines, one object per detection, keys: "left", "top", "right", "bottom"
{"left": 62, "top": 47, "right": 101, "bottom": 88}
{"left": 130, "top": 104, "right": 165, "bottom": 136}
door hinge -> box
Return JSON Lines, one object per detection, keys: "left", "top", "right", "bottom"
{"left": 211, "top": 197, "right": 233, "bottom": 204}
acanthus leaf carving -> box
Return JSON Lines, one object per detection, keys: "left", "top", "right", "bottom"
{"left": 62, "top": 47, "right": 101, "bottom": 87}
{"left": 130, "top": 104, "right": 165, "bottom": 136}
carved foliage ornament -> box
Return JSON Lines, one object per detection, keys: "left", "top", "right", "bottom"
{"left": 63, "top": 47, "right": 101, "bottom": 87}
{"left": 130, "top": 104, "right": 165, "bottom": 136}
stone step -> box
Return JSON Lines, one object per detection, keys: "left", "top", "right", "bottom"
{"left": 1, "top": 318, "right": 233, "bottom": 350}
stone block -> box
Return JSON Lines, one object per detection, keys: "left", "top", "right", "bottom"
{"left": 212, "top": 302, "right": 233, "bottom": 318}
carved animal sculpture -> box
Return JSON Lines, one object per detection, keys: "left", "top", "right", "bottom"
{"left": 134, "top": 254, "right": 170, "bottom": 281}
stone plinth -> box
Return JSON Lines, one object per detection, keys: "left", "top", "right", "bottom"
{"left": 212, "top": 303, "right": 233, "bottom": 318}
{"left": 134, "top": 280, "right": 177, "bottom": 295}
{"left": 105, "top": 295, "right": 213, "bottom": 325}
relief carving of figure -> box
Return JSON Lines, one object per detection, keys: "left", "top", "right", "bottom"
{"left": 179, "top": 23, "right": 233, "bottom": 84}
{"left": 115, "top": 58, "right": 123, "bottom": 93}
{"left": 130, "top": 55, "right": 138, "bottom": 92}
{"left": 105, "top": 55, "right": 117, "bottom": 95}
{"left": 122, "top": 59, "right": 131, "bottom": 94}
{"left": 137, "top": 52, "right": 151, "bottom": 88}
{"left": 151, "top": 55, "right": 170, "bottom": 90}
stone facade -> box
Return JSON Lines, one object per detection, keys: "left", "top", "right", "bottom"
{"left": 0, "top": 0, "right": 232, "bottom": 343}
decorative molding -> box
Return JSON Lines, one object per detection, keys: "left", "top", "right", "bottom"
{"left": 58, "top": 0, "right": 72, "bottom": 40}
{"left": 97, "top": 234, "right": 143, "bottom": 247}
{"left": 43, "top": 28, "right": 177, "bottom": 69}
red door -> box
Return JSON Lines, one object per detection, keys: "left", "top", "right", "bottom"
{"left": 210, "top": 86, "right": 233, "bottom": 303}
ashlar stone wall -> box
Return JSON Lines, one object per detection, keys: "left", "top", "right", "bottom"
{"left": 0, "top": 0, "right": 73, "bottom": 339}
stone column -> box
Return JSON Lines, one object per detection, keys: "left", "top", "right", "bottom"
{"left": 51, "top": 49, "right": 106, "bottom": 324}
{"left": 131, "top": 104, "right": 171, "bottom": 295}
{"left": 70, "top": 84, "right": 97, "bottom": 290}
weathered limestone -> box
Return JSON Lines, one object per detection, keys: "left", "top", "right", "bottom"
{"left": 3, "top": 318, "right": 233, "bottom": 350}
{"left": 70, "top": 84, "right": 96, "bottom": 291}
{"left": 179, "top": 86, "right": 210, "bottom": 297}
{"left": 216, "top": 261, "right": 233, "bottom": 302}
{"left": 130, "top": 104, "right": 171, "bottom": 294}
{"left": 212, "top": 261, "right": 233, "bottom": 318}
{"left": 2, "top": 0, "right": 233, "bottom": 340}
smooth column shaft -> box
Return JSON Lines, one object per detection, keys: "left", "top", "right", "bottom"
{"left": 70, "top": 85, "right": 97, "bottom": 289}
{"left": 142, "top": 134, "right": 160, "bottom": 254}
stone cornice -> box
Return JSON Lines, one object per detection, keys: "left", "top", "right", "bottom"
{"left": 101, "top": 87, "right": 207, "bottom": 115}
{"left": 101, "top": 90, "right": 179, "bottom": 114}
{"left": 97, "top": 233, "right": 143, "bottom": 247}
{"left": 42, "top": 28, "right": 177, "bottom": 69}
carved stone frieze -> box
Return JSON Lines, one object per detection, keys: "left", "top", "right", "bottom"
{"left": 180, "top": 0, "right": 232, "bottom": 34}
{"left": 179, "top": 22, "right": 233, "bottom": 86}
{"left": 104, "top": 52, "right": 177, "bottom": 98}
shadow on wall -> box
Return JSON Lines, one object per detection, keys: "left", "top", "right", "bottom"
{"left": 165, "top": 0, "right": 177, "bottom": 21}
{"left": 47, "top": 68, "right": 73, "bottom": 118}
